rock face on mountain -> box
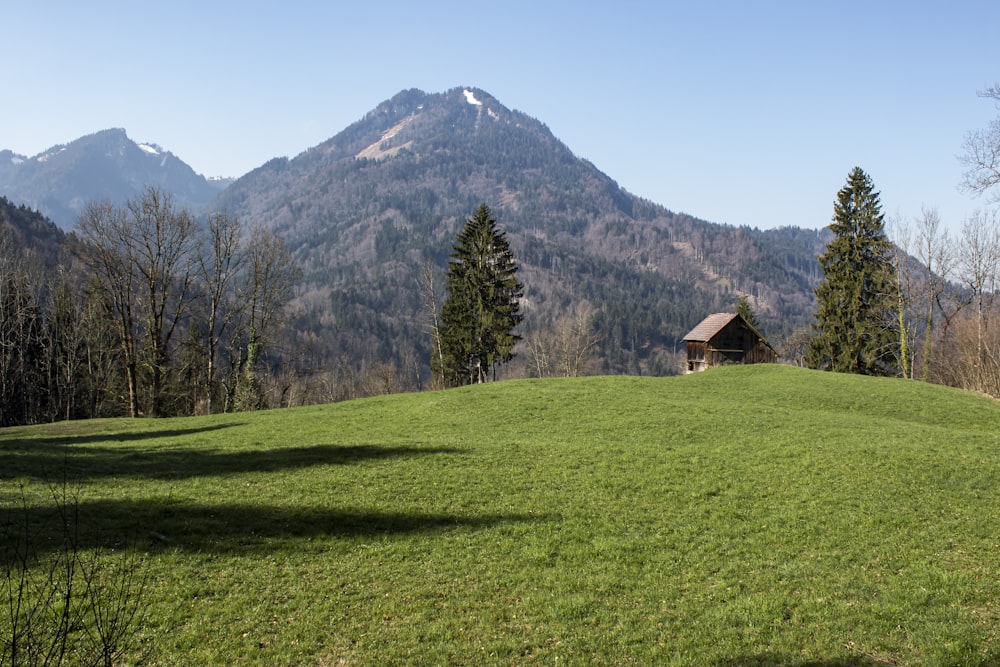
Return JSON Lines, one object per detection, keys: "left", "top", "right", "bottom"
{"left": 0, "top": 128, "right": 225, "bottom": 229}
{"left": 216, "top": 87, "right": 824, "bottom": 376}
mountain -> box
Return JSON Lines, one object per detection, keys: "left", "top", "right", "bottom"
{"left": 216, "top": 87, "right": 826, "bottom": 377}
{"left": 0, "top": 128, "right": 225, "bottom": 229}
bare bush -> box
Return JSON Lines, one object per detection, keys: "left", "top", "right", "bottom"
{"left": 1, "top": 481, "right": 149, "bottom": 666}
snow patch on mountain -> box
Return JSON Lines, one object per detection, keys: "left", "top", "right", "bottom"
{"left": 463, "top": 89, "right": 482, "bottom": 106}
{"left": 36, "top": 148, "right": 67, "bottom": 163}
{"left": 138, "top": 143, "right": 162, "bottom": 156}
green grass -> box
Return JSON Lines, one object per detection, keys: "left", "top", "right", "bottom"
{"left": 3, "top": 365, "right": 1000, "bottom": 665}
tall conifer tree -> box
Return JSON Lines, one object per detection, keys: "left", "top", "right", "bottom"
{"left": 808, "top": 167, "right": 899, "bottom": 375}
{"left": 436, "top": 204, "right": 524, "bottom": 386}
{"left": 736, "top": 295, "right": 759, "bottom": 329}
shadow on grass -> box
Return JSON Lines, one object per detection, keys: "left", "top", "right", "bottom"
{"left": 2, "top": 498, "right": 543, "bottom": 561}
{"left": 716, "top": 655, "right": 887, "bottom": 666}
{"left": 3, "top": 423, "right": 244, "bottom": 447}
{"left": 0, "top": 440, "right": 460, "bottom": 482}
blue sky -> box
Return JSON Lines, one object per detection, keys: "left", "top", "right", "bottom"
{"left": 4, "top": 1, "right": 998, "bottom": 234}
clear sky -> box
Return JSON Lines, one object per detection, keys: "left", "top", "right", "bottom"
{"left": 4, "top": 1, "right": 998, "bottom": 235}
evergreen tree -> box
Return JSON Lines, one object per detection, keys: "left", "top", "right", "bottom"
{"left": 808, "top": 167, "right": 899, "bottom": 375}
{"left": 736, "top": 295, "right": 759, "bottom": 329}
{"left": 436, "top": 204, "right": 524, "bottom": 386}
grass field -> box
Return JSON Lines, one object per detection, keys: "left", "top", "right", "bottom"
{"left": 3, "top": 365, "right": 1000, "bottom": 665}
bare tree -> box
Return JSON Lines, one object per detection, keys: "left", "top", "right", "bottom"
{"left": 77, "top": 188, "right": 198, "bottom": 417}
{"left": 959, "top": 209, "right": 1000, "bottom": 348}
{"left": 949, "top": 208, "right": 1000, "bottom": 393}
{"left": 44, "top": 271, "right": 86, "bottom": 421}
{"left": 555, "top": 301, "right": 601, "bottom": 377}
{"left": 129, "top": 189, "right": 197, "bottom": 417}
{"left": 0, "top": 230, "right": 46, "bottom": 425}
{"left": 226, "top": 225, "right": 298, "bottom": 411}
{"left": 360, "top": 361, "right": 400, "bottom": 396}
{"left": 912, "top": 207, "right": 955, "bottom": 381}
{"left": 960, "top": 84, "right": 1000, "bottom": 201}
{"left": 888, "top": 214, "right": 914, "bottom": 378}
{"left": 524, "top": 325, "right": 553, "bottom": 378}
{"left": 418, "top": 261, "right": 446, "bottom": 389}
{"left": 523, "top": 302, "right": 601, "bottom": 378}
{"left": 198, "top": 211, "right": 245, "bottom": 414}
{"left": 946, "top": 308, "right": 1000, "bottom": 397}
{"left": 77, "top": 201, "right": 141, "bottom": 417}
{"left": 955, "top": 84, "right": 1000, "bottom": 392}
{"left": 77, "top": 280, "right": 123, "bottom": 418}
{"left": 779, "top": 326, "right": 813, "bottom": 367}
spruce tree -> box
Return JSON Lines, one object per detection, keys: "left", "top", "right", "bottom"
{"left": 808, "top": 167, "right": 899, "bottom": 375}
{"left": 736, "top": 295, "right": 759, "bottom": 329}
{"left": 436, "top": 204, "right": 524, "bottom": 386}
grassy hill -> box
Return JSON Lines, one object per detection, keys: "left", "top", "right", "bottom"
{"left": 3, "top": 365, "right": 1000, "bottom": 665}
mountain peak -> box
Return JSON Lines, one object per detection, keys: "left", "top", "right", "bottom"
{"left": 0, "top": 128, "right": 220, "bottom": 228}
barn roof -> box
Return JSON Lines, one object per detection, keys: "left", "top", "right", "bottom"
{"left": 683, "top": 312, "right": 739, "bottom": 342}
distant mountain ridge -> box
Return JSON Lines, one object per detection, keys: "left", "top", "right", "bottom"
{"left": 0, "top": 128, "right": 227, "bottom": 228}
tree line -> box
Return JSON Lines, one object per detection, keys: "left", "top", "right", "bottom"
{"left": 0, "top": 187, "right": 298, "bottom": 425}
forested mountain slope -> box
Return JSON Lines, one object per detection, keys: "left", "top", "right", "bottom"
{"left": 0, "top": 195, "right": 67, "bottom": 267}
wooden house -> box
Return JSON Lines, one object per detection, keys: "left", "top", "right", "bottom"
{"left": 682, "top": 312, "right": 777, "bottom": 373}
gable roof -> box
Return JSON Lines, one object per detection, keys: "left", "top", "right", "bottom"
{"left": 683, "top": 312, "right": 777, "bottom": 354}
{"left": 683, "top": 312, "right": 739, "bottom": 343}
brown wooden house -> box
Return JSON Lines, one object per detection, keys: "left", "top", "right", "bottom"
{"left": 682, "top": 312, "right": 777, "bottom": 373}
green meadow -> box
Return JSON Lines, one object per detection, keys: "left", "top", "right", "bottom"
{"left": 3, "top": 365, "right": 1000, "bottom": 665}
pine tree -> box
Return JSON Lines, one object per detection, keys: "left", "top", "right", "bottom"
{"left": 808, "top": 167, "right": 899, "bottom": 375}
{"left": 735, "top": 295, "right": 759, "bottom": 329}
{"left": 436, "top": 204, "right": 524, "bottom": 386}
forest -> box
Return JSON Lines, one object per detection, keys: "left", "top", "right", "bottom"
{"left": 0, "top": 191, "right": 298, "bottom": 425}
